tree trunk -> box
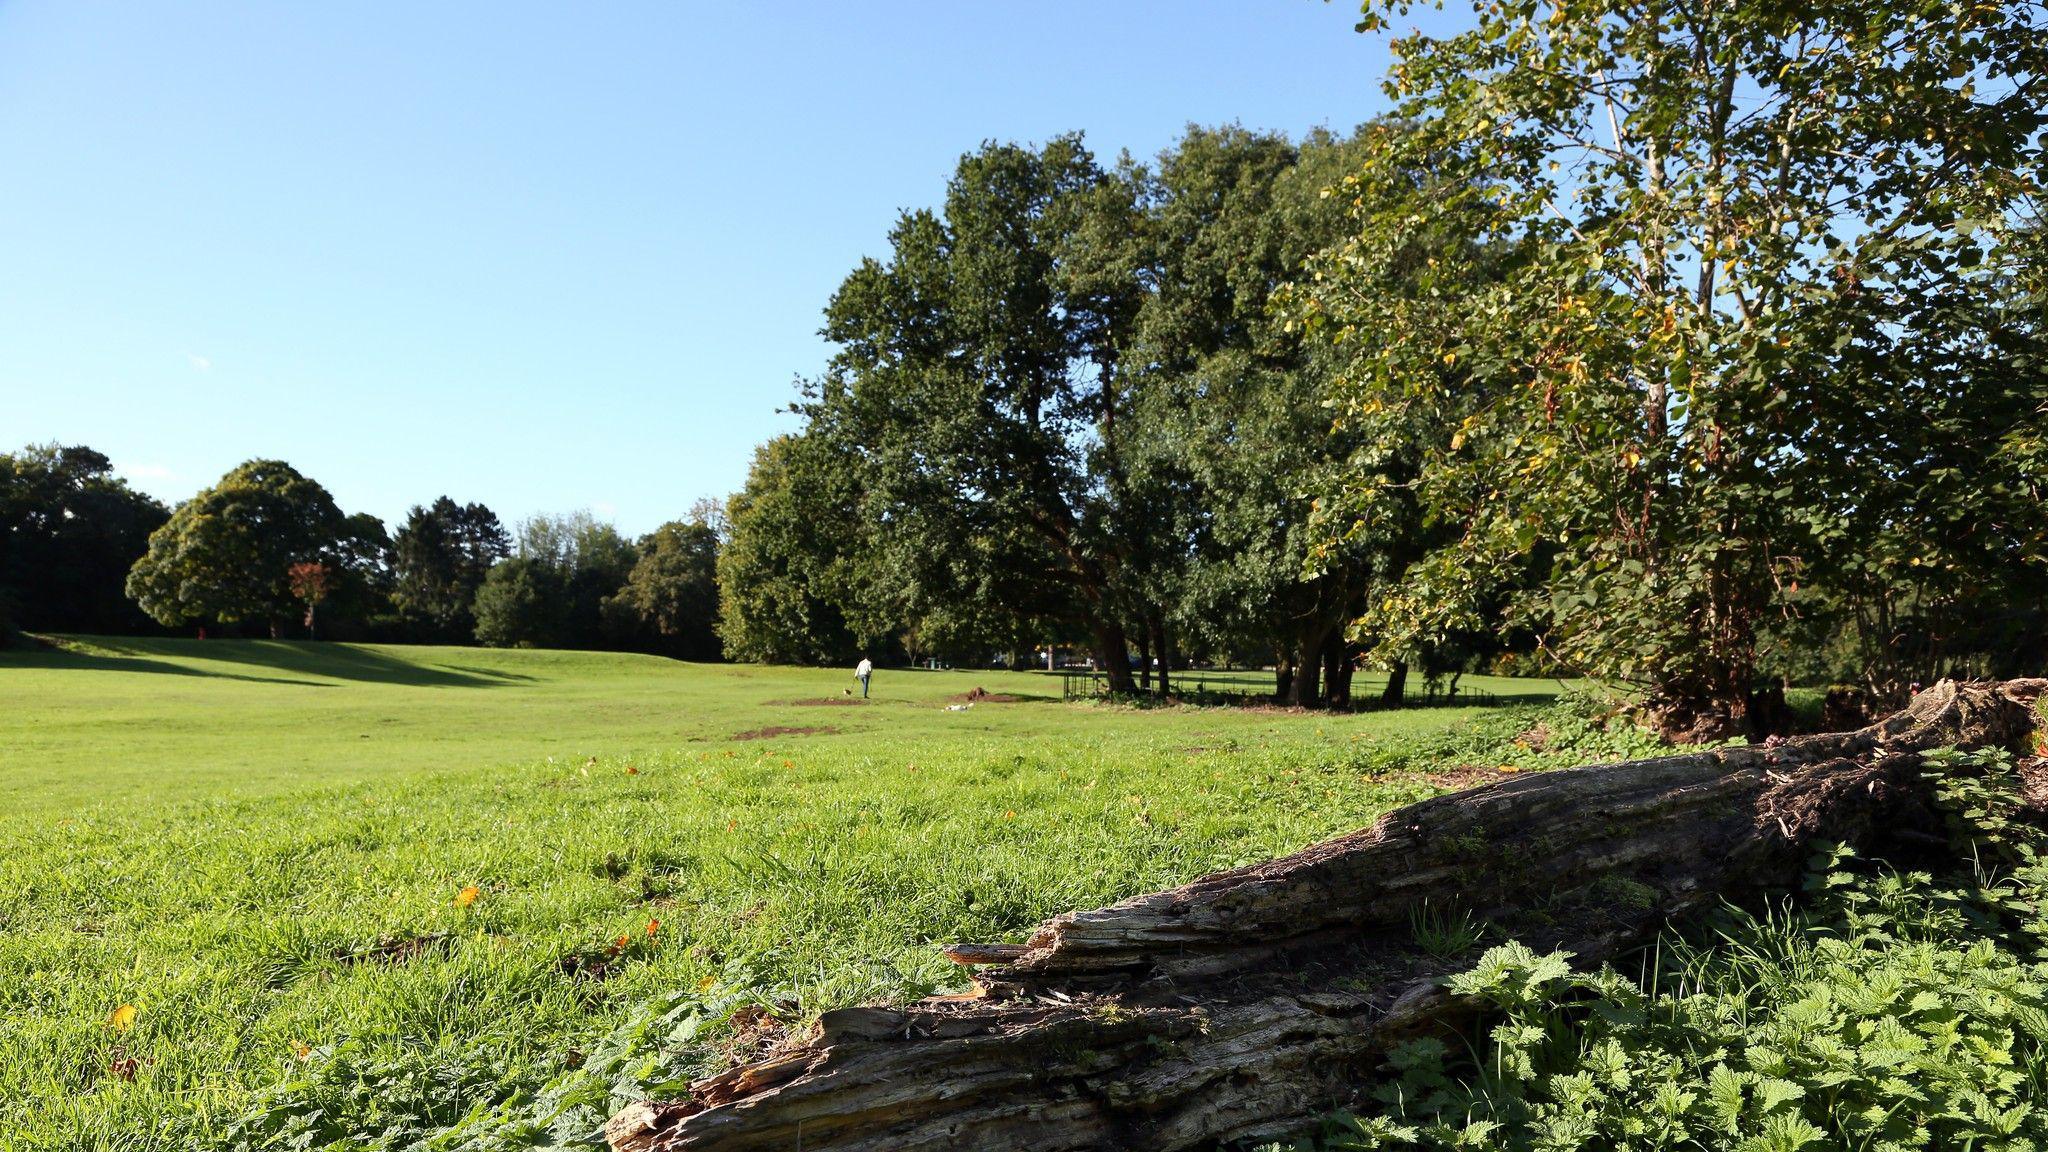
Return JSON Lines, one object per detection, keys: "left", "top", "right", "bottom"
{"left": 1156, "top": 622, "right": 1173, "bottom": 699}
{"left": 1093, "top": 620, "right": 1135, "bottom": 694}
{"left": 1274, "top": 649, "right": 1293, "bottom": 703}
{"left": 606, "top": 680, "right": 2048, "bottom": 1152}
{"left": 1322, "top": 634, "right": 1351, "bottom": 709}
{"left": 1136, "top": 625, "right": 1153, "bottom": 693}
{"left": 1288, "top": 625, "right": 1327, "bottom": 708}
{"left": 1381, "top": 659, "right": 1408, "bottom": 706}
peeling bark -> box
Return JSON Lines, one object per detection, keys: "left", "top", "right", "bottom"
{"left": 607, "top": 680, "right": 2048, "bottom": 1152}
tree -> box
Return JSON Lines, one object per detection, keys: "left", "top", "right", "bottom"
{"left": 126, "top": 460, "right": 347, "bottom": 635}
{"left": 1304, "top": 0, "right": 2048, "bottom": 731}
{"left": 603, "top": 519, "right": 722, "bottom": 660}
{"left": 471, "top": 511, "right": 639, "bottom": 649}
{"left": 515, "top": 511, "right": 638, "bottom": 648}
{"left": 287, "top": 561, "right": 333, "bottom": 639}
{"left": 716, "top": 435, "right": 871, "bottom": 665}
{"left": 1120, "top": 125, "right": 1405, "bottom": 705}
{"left": 814, "top": 135, "right": 1148, "bottom": 690}
{"left": 392, "top": 497, "right": 510, "bottom": 640}
{"left": 473, "top": 556, "right": 567, "bottom": 649}
{"left": 0, "top": 444, "right": 168, "bottom": 635}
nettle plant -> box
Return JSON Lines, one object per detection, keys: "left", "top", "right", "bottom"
{"left": 1267, "top": 747, "right": 2048, "bottom": 1152}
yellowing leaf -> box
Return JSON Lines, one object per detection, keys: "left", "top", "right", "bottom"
{"left": 454, "top": 885, "right": 481, "bottom": 908}
{"left": 108, "top": 1004, "right": 137, "bottom": 1032}
{"left": 696, "top": 974, "right": 718, "bottom": 994}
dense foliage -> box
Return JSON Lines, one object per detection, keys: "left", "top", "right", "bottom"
{"left": 720, "top": 127, "right": 1449, "bottom": 700}
{"left": 0, "top": 444, "right": 166, "bottom": 638}
{"left": 1295, "top": 0, "right": 2048, "bottom": 727}
{"left": 392, "top": 498, "right": 512, "bottom": 642}
{"left": 1267, "top": 748, "right": 2048, "bottom": 1152}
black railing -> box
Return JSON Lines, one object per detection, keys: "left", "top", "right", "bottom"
{"left": 1057, "top": 669, "right": 1501, "bottom": 710}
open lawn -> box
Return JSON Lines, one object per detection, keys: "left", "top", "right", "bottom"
{"left": 0, "top": 639, "right": 1612, "bottom": 1151}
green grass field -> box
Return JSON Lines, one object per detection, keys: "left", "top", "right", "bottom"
{"left": 0, "top": 638, "right": 1621, "bottom": 1151}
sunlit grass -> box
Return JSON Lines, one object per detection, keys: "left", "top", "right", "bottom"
{"left": 0, "top": 638, "right": 1579, "bottom": 1150}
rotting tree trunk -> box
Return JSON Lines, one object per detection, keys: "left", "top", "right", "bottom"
{"left": 609, "top": 680, "right": 2048, "bottom": 1152}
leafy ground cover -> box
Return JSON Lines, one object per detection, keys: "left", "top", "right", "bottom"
{"left": 1270, "top": 747, "right": 2048, "bottom": 1152}
{"left": 0, "top": 639, "right": 1604, "bottom": 1151}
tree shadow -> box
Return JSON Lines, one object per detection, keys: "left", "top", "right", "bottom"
{"left": 437, "top": 664, "right": 540, "bottom": 683}
{"left": 20, "top": 639, "right": 515, "bottom": 688}
{"left": 170, "top": 641, "right": 512, "bottom": 687}
{"left": 7, "top": 644, "right": 334, "bottom": 687}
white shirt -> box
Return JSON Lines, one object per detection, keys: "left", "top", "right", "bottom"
{"left": 856, "top": 659, "right": 873, "bottom": 677}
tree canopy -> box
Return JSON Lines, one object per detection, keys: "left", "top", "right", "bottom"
{"left": 0, "top": 444, "right": 167, "bottom": 636}
{"left": 1294, "top": 0, "right": 2048, "bottom": 728}
{"left": 126, "top": 459, "right": 358, "bottom": 635}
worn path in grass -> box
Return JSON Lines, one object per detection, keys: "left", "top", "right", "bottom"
{"left": 0, "top": 639, "right": 1583, "bottom": 1151}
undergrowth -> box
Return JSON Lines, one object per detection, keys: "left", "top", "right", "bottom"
{"left": 1267, "top": 746, "right": 2048, "bottom": 1152}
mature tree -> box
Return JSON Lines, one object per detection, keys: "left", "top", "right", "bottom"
{"left": 813, "top": 136, "right": 1151, "bottom": 689}
{"left": 0, "top": 444, "right": 167, "bottom": 635}
{"left": 1304, "top": 0, "right": 2048, "bottom": 731}
{"left": 1120, "top": 125, "right": 1413, "bottom": 705}
{"left": 392, "top": 497, "right": 510, "bottom": 640}
{"left": 716, "top": 435, "right": 872, "bottom": 665}
{"left": 471, "top": 511, "right": 638, "bottom": 649}
{"left": 473, "top": 557, "right": 567, "bottom": 649}
{"left": 517, "top": 511, "right": 638, "bottom": 647}
{"left": 126, "top": 459, "right": 348, "bottom": 635}
{"left": 603, "top": 518, "right": 722, "bottom": 660}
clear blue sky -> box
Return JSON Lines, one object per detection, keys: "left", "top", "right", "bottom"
{"left": 0, "top": 2, "right": 1420, "bottom": 535}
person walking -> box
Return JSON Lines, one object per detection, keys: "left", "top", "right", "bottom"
{"left": 855, "top": 657, "right": 873, "bottom": 698}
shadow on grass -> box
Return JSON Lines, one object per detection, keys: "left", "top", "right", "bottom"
{"left": 22, "top": 639, "right": 516, "bottom": 688}
{"left": 8, "top": 645, "right": 334, "bottom": 687}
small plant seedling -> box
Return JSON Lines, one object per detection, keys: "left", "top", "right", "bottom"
{"left": 1409, "top": 898, "right": 1484, "bottom": 958}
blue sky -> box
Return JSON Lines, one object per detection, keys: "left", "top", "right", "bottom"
{"left": 0, "top": 2, "right": 1417, "bottom": 535}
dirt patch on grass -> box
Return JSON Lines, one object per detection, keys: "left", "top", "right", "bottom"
{"left": 732, "top": 725, "right": 839, "bottom": 741}
{"left": 771, "top": 697, "right": 866, "bottom": 707}
{"left": 949, "top": 687, "right": 1023, "bottom": 704}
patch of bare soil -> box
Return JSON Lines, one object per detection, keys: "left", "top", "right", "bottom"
{"left": 950, "top": 687, "right": 1022, "bottom": 703}
{"left": 732, "top": 725, "right": 839, "bottom": 741}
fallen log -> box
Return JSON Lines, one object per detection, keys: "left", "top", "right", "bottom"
{"left": 607, "top": 679, "right": 2048, "bottom": 1152}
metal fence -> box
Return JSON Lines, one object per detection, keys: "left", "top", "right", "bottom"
{"left": 1057, "top": 669, "right": 1502, "bottom": 710}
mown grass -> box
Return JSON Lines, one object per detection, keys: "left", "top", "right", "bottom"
{"left": 0, "top": 638, "right": 1601, "bottom": 1150}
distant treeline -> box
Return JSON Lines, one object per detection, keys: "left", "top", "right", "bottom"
{"left": 0, "top": 446, "right": 720, "bottom": 660}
